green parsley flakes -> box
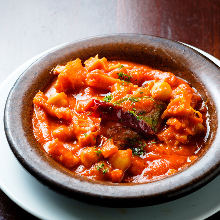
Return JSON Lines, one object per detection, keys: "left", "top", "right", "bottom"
{"left": 125, "top": 137, "right": 146, "bottom": 157}
{"left": 96, "top": 163, "right": 104, "bottom": 171}
{"left": 102, "top": 168, "right": 109, "bottom": 174}
{"left": 118, "top": 64, "right": 124, "bottom": 70}
{"left": 103, "top": 94, "right": 113, "bottom": 102}
{"left": 117, "top": 72, "right": 132, "bottom": 82}
{"left": 132, "top": 146, "right": 145, "bottom": 156}
{"left": 95, "top": 149, "right": 102, "bottom": 156}
{"left": 96, "top": 163, "right": 108, "bottom": 174}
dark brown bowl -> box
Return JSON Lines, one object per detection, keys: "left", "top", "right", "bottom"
{"left": 4, "top": 34, "right": 220, "bottom": 207}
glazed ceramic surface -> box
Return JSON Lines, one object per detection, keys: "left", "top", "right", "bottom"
{"left": 4, "top": 35, "right": 220, "bottom": 207}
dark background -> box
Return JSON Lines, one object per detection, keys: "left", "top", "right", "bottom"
{"left": 0, "top": 0, "right": 219, "bottom": 219}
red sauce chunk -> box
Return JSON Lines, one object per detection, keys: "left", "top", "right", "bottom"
{"left": 32, "top": 55, "right": 208, "bottom": 183}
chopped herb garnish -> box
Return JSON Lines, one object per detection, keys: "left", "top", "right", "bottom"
{"left": 136, "top": 103, "right": 165, "bottom": 131}
{"left": 128, "top": 110, "right": 146, "bottom": 120}
{"left": 96, "top": 163, "right": 104, "bottom": 171}
{"left": 114, "top": 96, "right": 153, "bottom": 105}
{"left": 125, "top": 137, "right": 146, "bottom": 157}
{"left": 132, "top": 146, "right": 145, "bottom": 156}
{"left": 151, "top": 141, "right": 157, "bottom": 144}
{"left": 114, "top": 97, "right": 128, "bottom": 105}
{"left": 137, "top": 111, "right": 146, "bottom": 116}
{"left": 84, "top": 133, "right": 88, "bottom": 137}
{"left": 114, "top": 97, "right": 138, "bottom": 105}
{"left": 128, "top": 97, "right": 139, "bottom": 103}
{"left": 118, "top": 72, "right": 131, "bottom": 82}
{"left": 114, "top": 96, "right": 165, "bottom": 132}
{"left": 115, "top": 98, "right": 164, "bottom": 132}
{"left": 96, "top": 163, "right": 108, "bottom": 174}
{"left": 95, "top": 149, "right": 102, "bottom": 156}
{"left": 128, "top": 110, "right": 136, "bottom": 117}
{"left": 139, "top": 91, "right": 144, "bottom": 94}
{"left": 103, "top": 94, "right": 113, "bottom": 102}
{"left": 118, "top": 64, "right": 124, "bottom": 70}
{"left": 133, "top": 141, "right": 146, "bottom": 156}
{"left": 102, "top": 168, "right": 109, "bottom": 174}
{"left": 87, "top": 112, "right": 92, "bottom": 115}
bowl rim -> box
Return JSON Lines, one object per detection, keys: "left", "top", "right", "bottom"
{"left": 4, "top": 34, "right": 220, "bottom": 207}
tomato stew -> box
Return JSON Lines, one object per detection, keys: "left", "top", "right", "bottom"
{"left": 32, "top": 55, "right": 208, "bottom": 183}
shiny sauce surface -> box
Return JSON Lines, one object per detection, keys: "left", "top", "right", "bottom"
{"left": 32, "top": 55, "right": 208, "bottom": 183}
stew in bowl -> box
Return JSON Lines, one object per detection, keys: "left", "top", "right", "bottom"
{"left": 4, "top": 35, "right": 219, "bottom": 207}
{"left": 32, "top": 55, "right": 209, "bottom": 183}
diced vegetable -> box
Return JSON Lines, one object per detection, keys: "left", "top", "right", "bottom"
{"left": 75, "top": 99, "right": 94, "bottom": 113}
{"left": 33, "top": 91, "right": 72, "bottom": 121}
{"left": 71, "top": 113, "right": 101, "bottom": 146}
{"left": 78, "top": 131, "right": 98, "bottom": 146}
{"left": 45, "top": 139, "right": 79, "bottom": 168}
{"left": 151, "top": 81, "right": 172, "bottom": 101}
{"left": 101, "top": 139, "right": 118, "bottom": 158}
{"left": 129, "top": 156, "right": 146, "bottom": 175}
{"left": 55, "top": 58, "right": 86, "bottom": 92}
{"left": 80, "top": 147, "right": 100, "bottom": 168}
{"left": 109, "top": 149, "right": 132, "bottom": 171}
{"left": 47, "top": 92, "right": 69, "bottom": 107}
{"left": 84, "top": 55, "right": 108, "bottom": 71}
{"left": 86, "top": 70, "right": 120, "bottom": 90}
{"left": 162, "top": 84, "right": 203, "bottom": 123}
{"left": 110, "top": 169, "right": 124, "bottom": 183}
{"left": 52, "top": 125, "right": 75, "bottom": 141}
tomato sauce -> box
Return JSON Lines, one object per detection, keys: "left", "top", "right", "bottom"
{"left": 32, "top": 55, "right": 208, "bottom": 183}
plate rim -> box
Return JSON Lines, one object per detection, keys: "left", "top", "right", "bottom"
{"left": 0, "top": 38, "right": 220, "bottom": 219}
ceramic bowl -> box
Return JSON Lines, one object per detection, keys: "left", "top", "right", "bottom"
{"left": 4, "top": 34, "right": 220, "bottom": 207}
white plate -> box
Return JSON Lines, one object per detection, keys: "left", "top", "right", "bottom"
{"left": 0, "top": 43, "right": 219, "bottom": 220}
